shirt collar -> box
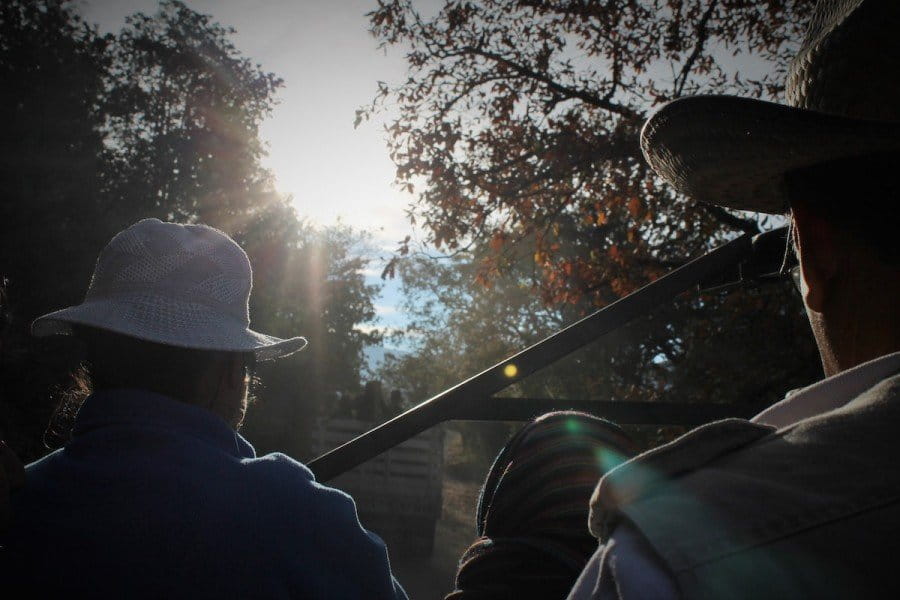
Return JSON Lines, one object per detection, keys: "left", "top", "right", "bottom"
{"left": 73, "top": 389, "right": 256, "bottom": 459}
{"left": 752, "top": 351, "right": 900, "bottom": 428}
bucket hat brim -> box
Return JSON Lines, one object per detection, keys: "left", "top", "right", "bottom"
{"left": 641, "top": 95, "right": 900, "bottom": 214}
{"left": 32, "top": 292, "right": 307, "bottom": 362}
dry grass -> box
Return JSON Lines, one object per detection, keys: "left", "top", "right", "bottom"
{"left": 389, "top": 426, "right": 501, "bottom": 598}
{"left": 392, "top": 475, "right": 483, "bottom": 599}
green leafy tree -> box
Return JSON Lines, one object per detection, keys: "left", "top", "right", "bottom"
{"left": 0, "top": 0, "right": 112, "bottom": 459}
{"left": 0, "top": 1, "right": 382, "bottom": 462}
{"left": 384, "top": 240, "right": 817, "bottom": 407}
{"left": 380, "top": 247, "right": 563, "bottom": 403}
{"left": 240, "top": 214, "right": 384, "bottom": 459}
{"left": 0, "top": 1, "right": 111, "bottom": 321}
{"left": 102, "top": 0, "right": 284, "bottom": 231}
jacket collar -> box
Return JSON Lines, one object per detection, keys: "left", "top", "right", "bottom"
{"left": 752, "top": 350, "right": 900, "bottom": 428}
{"left": 73, "top": 389, "right": 256, "bottom": 459}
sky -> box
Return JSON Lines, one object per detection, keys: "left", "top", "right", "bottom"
{"left": 79, "top": 0, "right": 431, "bottom": 348}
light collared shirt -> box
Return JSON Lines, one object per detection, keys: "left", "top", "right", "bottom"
{"left": 751, "top": 351, "right": 900, "bottom": 427}
{"left": 568, "top": 351, "right": 900, "bottom": 600}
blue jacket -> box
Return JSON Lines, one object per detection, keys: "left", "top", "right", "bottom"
{"left": 1, "top": 390, "right": 408, "bottom": 599}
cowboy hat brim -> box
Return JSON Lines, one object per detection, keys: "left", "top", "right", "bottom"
{"left": 32, "top": 293, "right": 308, "bottom": 362}
{"left": 641, "top": 95, "right": 900, "bottom": 214}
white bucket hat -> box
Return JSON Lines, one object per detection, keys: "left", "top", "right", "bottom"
{"left": 640, "top": 0, "right": 900, "bottom": 214}
{"left": 32, "top": 218, "right": 307, "bottom": 361}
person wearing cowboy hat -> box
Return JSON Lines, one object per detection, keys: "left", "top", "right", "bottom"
{"left": 568, "top": 0, "right": 900, "bottom": 598}
{"left": 0, "top": 219, "right": 408, "bottom": 599}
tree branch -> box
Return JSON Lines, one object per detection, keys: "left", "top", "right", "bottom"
{"left": 702, "top": 203, "right": 760, "bottom": 236}
{"left": 674, "top": 0, "right": 719, "bottom": 97}
{"left": 458, "top": 46, "right": 644, "bottom": 123}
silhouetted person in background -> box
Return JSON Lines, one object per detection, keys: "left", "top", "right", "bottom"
{"left": 569, "top": 0, "right": 900, "bottom": 597}
{"left": 1, "top": 219, "right": 407, "bottom": 599}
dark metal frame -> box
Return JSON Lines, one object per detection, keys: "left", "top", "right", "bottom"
{"left": 309, "top": 227, "right": 791, "bottom": 482}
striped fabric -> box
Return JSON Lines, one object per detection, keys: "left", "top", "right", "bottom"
{"left": 446, "top": 411, "right": 637, "bottom": 599}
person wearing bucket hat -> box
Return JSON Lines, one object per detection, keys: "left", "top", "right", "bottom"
{"left": 568, "top": 1, "right": 900, "bottom": 598}
{"left": 1, "top": 219, "right": 408, "bottom": 599}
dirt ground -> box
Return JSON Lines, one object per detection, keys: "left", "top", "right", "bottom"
{"left": 392, "top": 476, "right": 483, "bottom": 599}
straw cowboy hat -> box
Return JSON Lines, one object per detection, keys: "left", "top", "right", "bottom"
{"left": 641, "top": 0, "right": 900, "bottom": 214}
{"left": 32, "top": 219, "right": 307, "bottom": 361}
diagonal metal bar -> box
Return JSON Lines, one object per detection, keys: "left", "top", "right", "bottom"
{"left": 448, "top": 397, "right": 771, "bottom": 427}
{"left": 309, "top": 233, "right": 753, "bottom": 482}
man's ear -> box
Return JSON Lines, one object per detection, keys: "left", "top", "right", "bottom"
{"left": 791, "top": 201, "right": 841, "bottom": 313}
